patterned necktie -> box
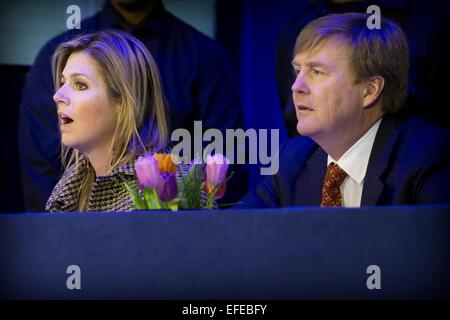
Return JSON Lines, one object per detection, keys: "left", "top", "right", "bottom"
{"left": 320, "top": 162, "right": 347, "bottom": 207}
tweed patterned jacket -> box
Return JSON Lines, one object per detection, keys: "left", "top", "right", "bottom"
{"left": 46, "top": 155, "right": 190, "bottom": 212}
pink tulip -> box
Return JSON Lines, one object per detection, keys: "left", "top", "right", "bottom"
{"left": 155, "top": 172, "right": 178, "bottom": 201}
{"left": 205, "top": 154, "right": 229, "bottom": 186}
{"left": 135, "top": 154, "right": 160, "bottom": 189}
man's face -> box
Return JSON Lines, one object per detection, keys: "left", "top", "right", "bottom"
{"left": 291, "top": 37, "right": 366, "bottom": 142}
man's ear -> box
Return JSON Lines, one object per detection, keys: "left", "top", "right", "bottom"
{"left": 362, "top": 76, "right": 384, "bottom": 108}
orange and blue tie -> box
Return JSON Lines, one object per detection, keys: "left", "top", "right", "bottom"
{"left": 320, "top": 162, "right": 347, "bottom": 207}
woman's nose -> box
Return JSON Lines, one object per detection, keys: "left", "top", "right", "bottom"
{"left": 53, "top": 86, "right": 68, "bottom": 105}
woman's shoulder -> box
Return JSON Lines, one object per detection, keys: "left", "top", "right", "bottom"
{"left": 45, "top": 157, "right": 89, "bottom": 212}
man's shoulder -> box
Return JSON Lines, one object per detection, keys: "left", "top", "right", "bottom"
{"left": 392, "top": 115, "right": 450, "bottom": 149}
{"left": 400, "top": 115, "right": 449, "bottom": 137}
{"left": 162, "top": 11, "right": 226, "bottom": 56}
{"left": 165, "top": 11, "right": 215, "bottom": 41}
{"left": 382, "top": 114, "right": 450, "bottom": 166}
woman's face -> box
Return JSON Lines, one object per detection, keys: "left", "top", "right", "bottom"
{"left": 53, "top": 51, "right": 118, "bottom": 155}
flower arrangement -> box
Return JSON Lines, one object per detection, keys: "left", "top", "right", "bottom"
{"left": 126, "top": 152, "right": 230, "bottom": 210}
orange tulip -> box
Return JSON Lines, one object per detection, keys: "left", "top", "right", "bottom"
{"left": 153, "top": 153, "right": 177, "bottom": 174}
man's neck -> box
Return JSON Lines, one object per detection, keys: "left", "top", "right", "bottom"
{"left": 316, "top": 114, "right": 383, "bottom": 161}
{"left": 111, "top": 1, "right": 159, "bottom": 26}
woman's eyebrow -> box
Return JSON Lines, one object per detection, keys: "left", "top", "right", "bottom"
{"left": 61, "top": 72, "right": 93, "bottom": 81}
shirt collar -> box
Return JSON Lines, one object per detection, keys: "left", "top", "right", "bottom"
{"left": 98, "top": 0, "right": 168, "bottom": 35}
{"left": 327, "top": 119, "right": 382, "bottom": 184}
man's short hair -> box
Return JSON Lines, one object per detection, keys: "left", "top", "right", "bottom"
{"left": 294, "top": 12, "right": 409, "bottom": 113}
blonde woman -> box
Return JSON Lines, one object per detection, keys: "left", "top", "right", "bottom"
{"left": 46, "top": 30, "right": 169, "bottom": 212}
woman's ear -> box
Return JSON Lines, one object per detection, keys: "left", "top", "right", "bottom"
{"left": 362, "top": 76, "right": 384, "bottom": 108}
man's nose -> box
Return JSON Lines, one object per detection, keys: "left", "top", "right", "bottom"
{"left": 292, "top": 72, "right": 309, "bottom": 94}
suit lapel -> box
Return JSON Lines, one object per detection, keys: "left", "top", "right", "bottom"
{"left": 294, "top": 146, "right": 327, "bottom": 206}
{"left": 361, "top": 115, "right": 401, "bottom": 205}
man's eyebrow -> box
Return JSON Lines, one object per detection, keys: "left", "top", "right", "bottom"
{"left": 291, "top": 60, "right": 301, "bottom": 68}
{"left": 305, "top": 61, "right": 328, "bottom": 69}
{"left": 291, "top": 60, "right": 328, "bottom": 69}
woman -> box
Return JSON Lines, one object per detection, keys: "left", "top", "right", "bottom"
{"left": 46, "top": 30, "right": 169, "bottom": 212}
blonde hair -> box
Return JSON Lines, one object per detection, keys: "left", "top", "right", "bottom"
{"left": 52, "top": 30, "right": 169, "bottom": 210}
{"left": 294, "top": 13, "right": 409, "bottom": 114}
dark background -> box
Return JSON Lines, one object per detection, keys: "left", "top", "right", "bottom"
{"left": 1, "top": 0, "right": 449, "bottom": 213}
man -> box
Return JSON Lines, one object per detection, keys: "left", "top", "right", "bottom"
{"left": 239, "top": 12, "right": 450, "bottom": 208}
{"left": 276, "top": 0, "right": 450, "bottom": 137}
{"left": 19, "top": 0, "right": 245, "bottom": 211}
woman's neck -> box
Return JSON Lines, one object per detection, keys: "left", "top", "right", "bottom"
{"left": 85, "top": 148, "right": 113, "bottom": 177}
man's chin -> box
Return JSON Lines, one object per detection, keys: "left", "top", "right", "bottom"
{"left": 296, "top": 121, "right": 315, "bottom": 137}
{"left": 296, "top": 123, "right": 306, "bottom": 136}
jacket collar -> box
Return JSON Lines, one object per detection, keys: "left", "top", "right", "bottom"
{"left": 360, "top": 114, "right": 403, "bottom": 205}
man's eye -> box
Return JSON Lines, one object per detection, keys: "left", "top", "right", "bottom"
{"left": 292, "top": 69, "right": 300, "bottom": 76}
{"left": 75, "top": 82, "right": 87, "bottom": 90}
{"left": 311, "top": 69, "right": 322, "bottom": 76}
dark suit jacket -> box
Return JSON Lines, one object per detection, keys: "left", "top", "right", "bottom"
{"left": 238, "top": 115, "right": 450, "bottom": 208}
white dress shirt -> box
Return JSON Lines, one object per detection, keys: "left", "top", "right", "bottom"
{"left": 327, "top": 119, "right": 382, "bottom": 207}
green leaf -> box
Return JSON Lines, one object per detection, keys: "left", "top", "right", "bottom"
{"left": 177, "top": 164, "right": 204, "bottom": 209}
{"left": 205, "top": 185, "right": 217, "bottom": 209}
{"left": 143, "top": 188, "right": 161, "bottom": 209}
{"left": 165, "top": 199, "right": 179, "bottom": 211}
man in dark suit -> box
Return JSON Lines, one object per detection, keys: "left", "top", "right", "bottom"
{"left": 239, "top": 12, "right": 450, "bottom": 208}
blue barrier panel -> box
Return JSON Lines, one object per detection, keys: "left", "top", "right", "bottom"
{"left": 0, "top": 206, "right": 449, "bottom": 299}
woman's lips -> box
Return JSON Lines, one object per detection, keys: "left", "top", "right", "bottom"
{"left": 58, "top": 112, "right": 74, "bottom": 127}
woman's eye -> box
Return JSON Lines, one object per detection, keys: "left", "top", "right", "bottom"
{"left": 74, "top": 82, "right": 87, "bottom": 90}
